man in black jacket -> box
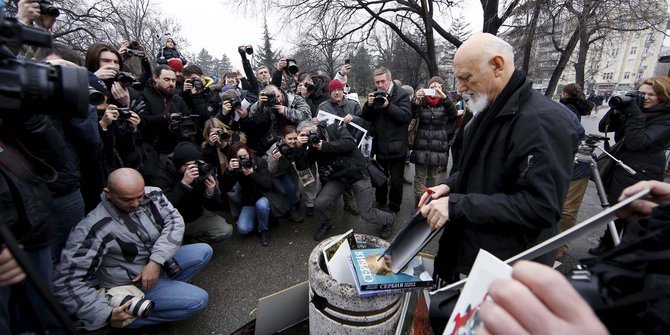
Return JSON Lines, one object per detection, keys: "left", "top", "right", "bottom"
{"left": 361, "top": 67, "right": 413, "bottom": 215}
{"left": 294, "top": 121, "right": 394, "bottom": 241}
{"left": 419, "top": 33, "right": 579, "bottom": 286}
{"left": 152, "top": 142, "right": 232, "bottom": 244}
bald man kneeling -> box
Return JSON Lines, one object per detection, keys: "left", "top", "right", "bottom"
{"left": 53, "top": 168, "right": 212, "bottom": 331}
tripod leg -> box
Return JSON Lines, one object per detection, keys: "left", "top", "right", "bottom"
{"left": 589, "top": 157, "right": 621, "bottom": 246}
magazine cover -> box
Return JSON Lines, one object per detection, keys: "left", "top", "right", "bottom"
{"left": 322, "top": 230, "right": 357, "bottom": 284}
{"left": 350, "top": 248, "right": 433, "bottom": 291}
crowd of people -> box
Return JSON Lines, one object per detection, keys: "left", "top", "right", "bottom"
{"left": 1, "top": 0, "right": 670, "bottom": 333}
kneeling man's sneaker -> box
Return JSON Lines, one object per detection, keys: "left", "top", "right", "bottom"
{"left": 380, "top": 216, "right": 395, "bottom": 239}
{"left": 313, "top": 223, "right": 333, "bottom": 241}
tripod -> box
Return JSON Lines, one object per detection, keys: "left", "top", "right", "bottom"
{"left": 575, "top": 134, "right": 637, "bottom": 246}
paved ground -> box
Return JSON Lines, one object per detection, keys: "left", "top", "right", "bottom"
{"left": 98, "top": 112, "right": 628, "bottom": 334}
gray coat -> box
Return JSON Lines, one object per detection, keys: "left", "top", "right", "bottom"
{"left": 52, "top": 187, "right": 184, "bottom": 331}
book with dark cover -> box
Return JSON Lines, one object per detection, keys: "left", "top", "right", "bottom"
{"left": 350, "top": 248, "right": 433, "bottom": 292}
{"left": 382, "top": 205, "right": 440, "bottom": 273}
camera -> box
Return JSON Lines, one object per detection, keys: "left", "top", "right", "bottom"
{"left": 39, "top": 0, "right": 60, "bottom": 17}
{"left": 286, "top": 59, "right": 299, "bottom": 76}
{"left": 304, "top": 82, "right": 316, "bottom": 94}
{"left": 186, "top": 77, "right": 204, "bottom": 92}
{"left": 0, "top": 16, "right": 89, "bottom": 119}
{"left": 126, "top": 48, "right": 145, "bottom": 58}
{"left": 89, "top": 86, "right": 105, "bottom": 105}
{"left": 108, "top": 294, "right": 154, "bottom": 318}
{"left": 168, "top": 114, "right": 199, "bottom": 137}
{"left": 114, "top": 71, "right": 134, "bottom": 87}
{"left": 344, "top": 58, "right": 350, "bottom": 65}
{"left": 264, "top": 91, "right": 279, "bottom": 107}
{"left": 308, "top": 129, "right": 321, "bottom": 145}
{"left": 194, "top": 160, "right": 215, "bottom": 183}
{"left": 276, "top": 140, "right": 294, "bottom": 158}
{"left": 117, "top": 107, "right": 132, "bottom": 120}
{"left": 423, "top": 88, "right": 436, "bottom": 97}
{"left": 227, "top": 97, "right": 241, "bottom": 110}
{"left": 163, "top": 257, "right": 182, "bottom": 278}
{"left": 373, "top": 90, "right": 388, "bottom": 108}
{"left": 245, "top": 45, "right": 253, "bottom": 54}
{"left": 608, "top": 91, "right": 645, "bottom": 109}
{"left": 238, "top": 157, "right": 254, "bottom": 169}
{"left": 216, "top": 129, "right": 231, "bottom": 143}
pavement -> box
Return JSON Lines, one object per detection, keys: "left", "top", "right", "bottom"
{"left": 99, "top": 111, "right": 630, "bottom": 335}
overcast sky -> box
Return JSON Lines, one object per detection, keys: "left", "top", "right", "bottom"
{"left": 157, "top": 0, "right": 484, "bottom": 71}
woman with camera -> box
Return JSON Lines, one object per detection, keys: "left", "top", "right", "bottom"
{"left": 222, "top": 143, "right": 277, "bottom": 246}
{"left": 591, "top": 76, "right": 670, "bottom": 255}
{"left": 266, "top": 126, "right": 304, "bottom": 222}
{"left": 409, "top": 76, "right": 457, "bottom": 208}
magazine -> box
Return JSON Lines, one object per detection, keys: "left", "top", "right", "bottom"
{"left": 349, "top": 248, "right": 433, "bottom": 293}
{"left": 322, "top": 229, "right": 357, "bottom": 284}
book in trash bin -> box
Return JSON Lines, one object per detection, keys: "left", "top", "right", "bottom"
{"left": 350, "top": 248, "right": 433, "bottom": 292}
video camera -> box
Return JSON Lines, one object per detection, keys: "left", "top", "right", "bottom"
{"left": 0, "top": 14, "right": 88, "bottom": 119}
{"left": 608, "top": 91, "right": 645, "bottom": 109}
{"left": 168, "top": 114, "right": 199, "bottom": 137}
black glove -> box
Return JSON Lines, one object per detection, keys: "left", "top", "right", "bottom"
{"left": 624, "top": 102, "right": 642, "bottom": 117}
{"left": 129, "top": 99, "right": 146, "bottom": 115}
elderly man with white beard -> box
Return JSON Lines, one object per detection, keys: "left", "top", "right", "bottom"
{"left": 418, "top": 33, "right": 580, "bottom": 291}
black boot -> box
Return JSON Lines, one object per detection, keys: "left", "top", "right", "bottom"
{"left": 588, "top": 234, "right": 614, "bottom": 256}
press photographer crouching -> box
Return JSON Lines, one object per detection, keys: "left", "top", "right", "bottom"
{"left": 52, "top": 168, "right": 212, "bottom": 331}
{"left": 266, "top": 125, "right": 304, "bottom": 223}
{"left": 590, "top": 77, "right": 670, "bottom": 255}
{"left": 152, "top": 142, "right": 233, "bottom": 244}
{"left": 293, "top": 120, "right": 395, "bottom": 241}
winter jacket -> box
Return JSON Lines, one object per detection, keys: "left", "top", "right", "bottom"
{"left": 317, "top": 98, "right": 365, "bottom": 126}
{"left": 559, "top": 99, "right": 590, "bottom": 180}
{"left": 409, "top": 98, "right": 457, "bottom": 166}
{"left": 435, "top": 75, "right": 579, "bottom": 279}
{"left": 265, "top": 141, "right": 295, "bottom": 177}
{"left": 560, "top": 96, "right": 594, "bottom": 121}
{"left": 598, "top": 103, "right": 670, "bottom": 203}
{"left": 0, "top": 115, "right": 68, "bottom": 250}
{"left": 139, "top": 83, "right": 191, "bottom": 154}
{"left": 155, "top": 47, "right": 187, "bottom": 66}
{"left": 152, "top": 155, "right": 225, "bottom": 223}
{"left": 361, "top": 84, "right": 413, "bottom": 159}
{"left": 248, "top": 91, "right": 311, "bottom": 153}
{"left": 221, "top": 156, "right": 273, "bottom": 206}
{"left": 52, "top": 187, "right": 184, "bottom": 331}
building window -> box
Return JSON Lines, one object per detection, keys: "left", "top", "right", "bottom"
{"left": 627, "top": 58, "right": 635, "bottom": 67}
{"left": 603, "top": 72, "right": 613, "bottom": 81}
{"left": 630, "top": 46, "right": 638, "bottom": 55}
{"left": 624, "top": 72, "right": 631, "bottom": 80}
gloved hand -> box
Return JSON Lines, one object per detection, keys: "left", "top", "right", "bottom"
{"left": 624, "top": 101, "right": 643, "bottom": 117}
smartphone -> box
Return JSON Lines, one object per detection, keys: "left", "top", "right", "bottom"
{"left": 423, "top": 88, "right": 436, "bottom": 97}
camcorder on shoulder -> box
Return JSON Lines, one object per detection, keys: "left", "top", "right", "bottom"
{"left": 608, "top": 91, "right": 645, "bottom": 109}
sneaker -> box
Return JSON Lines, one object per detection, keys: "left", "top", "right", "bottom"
{"left": 291, "top": 210, "right": 304, "bottom": 223}
{"left": 380, "top": 215, "right": 396, "bottom": 239}
{"left": 313, "top": 223, "right": 333, "bottom": 241}
{"left": 305, "top": 206, "right": 315, "bottom": 217}
{"left": 344, "top": 203, "right": 359, "bottom": 215}
{"left": 260, "top": 231, "right": 270, "bottom": 246}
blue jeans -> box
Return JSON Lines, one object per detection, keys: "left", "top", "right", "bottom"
{"left": 272, "top": 174, "right": 297, "bottom": 211}
{"left": 0, "top": 247, "right": 63, "bottom": 334}
{"left": 128, "top": 243, "right": 212, "bottom": 328}
{"left": 50, "top": 189, "right": 85, "bottom": 262}
{"left": 237, "top": 197, "right": 270, "bottom": 234}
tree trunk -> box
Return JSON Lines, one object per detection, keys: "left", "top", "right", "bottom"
{"left": 522, "top": 1, "right": 543, "bottom": 74}
{"left": 545, "top": 28, "right": 580, "bottom": 98}
{"left": 423, "top": 0, "right": 439, "bottom": 76}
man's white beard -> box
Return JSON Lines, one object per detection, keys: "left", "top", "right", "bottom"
{"left": 467, "top": 92, "right": 489, "bottom": 114}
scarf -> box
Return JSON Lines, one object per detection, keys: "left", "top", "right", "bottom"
{"left": 425, "top": 96, "right": 441, "bottom": 107}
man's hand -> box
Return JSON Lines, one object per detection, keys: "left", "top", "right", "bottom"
{"left": 272, "top": 148, "right": 282, "bottom": 161}
{"left": 478, "top": 261, "right": 608, "bottom": 335}
{"left": 367, "top": 93, "right": 375, "bottom": 107}
{"left": 343, "top": 114, "right": 353, "bottom": 124}
{"left": 183, "top": 80, "right": 193, "bottom": 92}
{"left": 241, "top": 166, "right": 254, "bottom": 176}
{"left": 298, "top": 133, "right": 309, "bottom": 146}
{"left": 418, "top": 184, "right": 450, "bottom": 207}
{"left": 237, "top": 108, "right": 248, "bottom": 119}
{"left": 420, "top": 197, "right": 449, "bottom": 230}
{"left": 273, "top": 104, "right": 285, "bottom": 115}
{"left": 0, "top": 248, "right": 26, "bottom": 287}
{"left": 617, "top": 180, "right": 670, "bottom": 219}
{"left": 312, "top": 141, "right": 323, "bottom": 151}
{"left": 127, "top": 111, "right": 141, "bottom": 130}
{"left": 381, "top": 96, "right": 389, "bottom": 108}
{"left": 277, "top": 58, "right": 287, "bottom": 70}
{"left": 95, "top": 66, "right": 117, "bottom": 80}
{"left": 111, "top": 82, "right": 130, "bottom": 107}
{"left": 259, "top": 91, "right": 268, "bottom": 108}
{"left": 181, "top": 161, "right": 200, "bottom": 186}
{"left": 221, "top": 100, "right": 232, "bottom": 115}
{"left": 132, "top": 261, "right": 161, "bottom": 291}
{"left": 99, "top": 105, "right": 119, "bottom": 130}
{"left": 17, "top": 0, "right": 40, "bottom": 25}
{"left": 118, "top": 41, "right": 129, "bottom": 56}
{"left": 339, "top": 64, "right": 351, "bottom": 77}
{"left": 204, "top": 175, "right": 217, "bottom": 194}
{"left": 110, "top": 300, "right": 134, "bottom": 323}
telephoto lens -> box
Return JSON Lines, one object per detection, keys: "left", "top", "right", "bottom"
{"left": 163, "top": 258, "right": 182, "bottom": 278}
{"left": 108, "top": 295, "right": 154, "bottom": 318}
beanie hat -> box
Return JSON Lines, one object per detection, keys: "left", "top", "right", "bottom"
{"left": 172, "top": 142, "right": 203, "bottom": 167}
{"left": 167, "top": 58, "right": 184, "bottom": 72}
{"left": 428, "top": 76, "right": 444, "bottom": 86}
{"left": 328, "top": 79, "right": 344, "bottom": 92}
{"left": 88, "top": 71, "right": 109, "bottom": 96}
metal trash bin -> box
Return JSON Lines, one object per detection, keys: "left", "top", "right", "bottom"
{"left": 309, "top": 234, "right": 405, "bottom": 334}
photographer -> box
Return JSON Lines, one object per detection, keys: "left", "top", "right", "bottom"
{"left": 53, "top": 168, "right": 212, "bottom": 331}
{"left": 248, "top": 84, "right": 311, "bottom": 153}
{"left": 590, "top": 76, "right": 670, "bottom": 255}
{"left": 139, "top": 65, "right": 192, "bottom": 166}
{"left": 221, "top": 143, "right": 276, "bottom": 246}
{"left": 293, "top": 120, "right": 395, "bottom": 241}
{"left": 271, "top": 58, "right": 300, "bottom": 93}
{"left": 297, "top": 72, "right": 330, "bottom": 116}
{"left": 85, "top": 42, "right": 140, "bottom": 108}
{"left": 333, "top": 63, "right": 359, "bottom": 101}
{"left": 97, "top": 101, "right": 149, "bottom": 177}
{"left": 266, "top": 126, "right": 304, "bottom": 222}
{"left": 152, "top": 142, "right": 233, "bottom": 244}
{"left": 238, "top": 45, "right": 267, "bottom": 96}
{"left": 361, "top": 66, "right": 413, "bottom": 215}
{"left": 182, "top": 64, "right": 216, "bottom": 122}
{"left": 119, "top": 40, "right": 152, "bottom": 89}
{"left": 410, "top": 76, "right": 457, "bottom": 208}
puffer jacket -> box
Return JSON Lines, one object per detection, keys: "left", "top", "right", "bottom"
{"left": 410, "top": 98, "right": 457, "bottom": 166}
{"left": 155, "top": 47, "right": 187, "bottom": 65}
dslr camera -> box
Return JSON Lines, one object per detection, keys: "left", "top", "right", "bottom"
{"left": 227, "top": 97, "right": 241, "bottom": 110}
{"left": 163, "top": 258, "right": 181, "bottom": 278}
{"left": 244, "top": 45, "right": 253, "bottom": 54}
{"left": 168, "top": 114, "right": 199, "bottom": 137}
{"left": 264, "top": 91, "right": 279, "bottom": 107}
{"left": 108, "top": 294, "right": 154, "bottom": 318}
{"left": 276, "top": 140, "right": 294, "bottom": 159}
{"left": 194, "top": 160, "right": 216, "bottom": 184}
{"left": 238, "top": 157, "right": 254, "bottom": 169}
{"left": 126, "top": 41, "right": 146, "bottom": 58}
{"left": 186, "top": 77, "right": 204, "bottom": 93}
{"left": 608, "top": 91, "right": 645, "bottom": 109}
{"left": 114, "top": 71, "right": 136, "bottom": 88}
{"left": 39, "top": 0, "right": 59, "bottom": 17}
{"left": 286, "top": 59, "right": 299, "bottom": 75}
{"left": 372, "top": 90, "right": 389, "bottom": 108}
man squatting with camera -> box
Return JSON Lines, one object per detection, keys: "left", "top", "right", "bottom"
{"left": 52, "top": 168, "right": 212, "bottom": 330}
